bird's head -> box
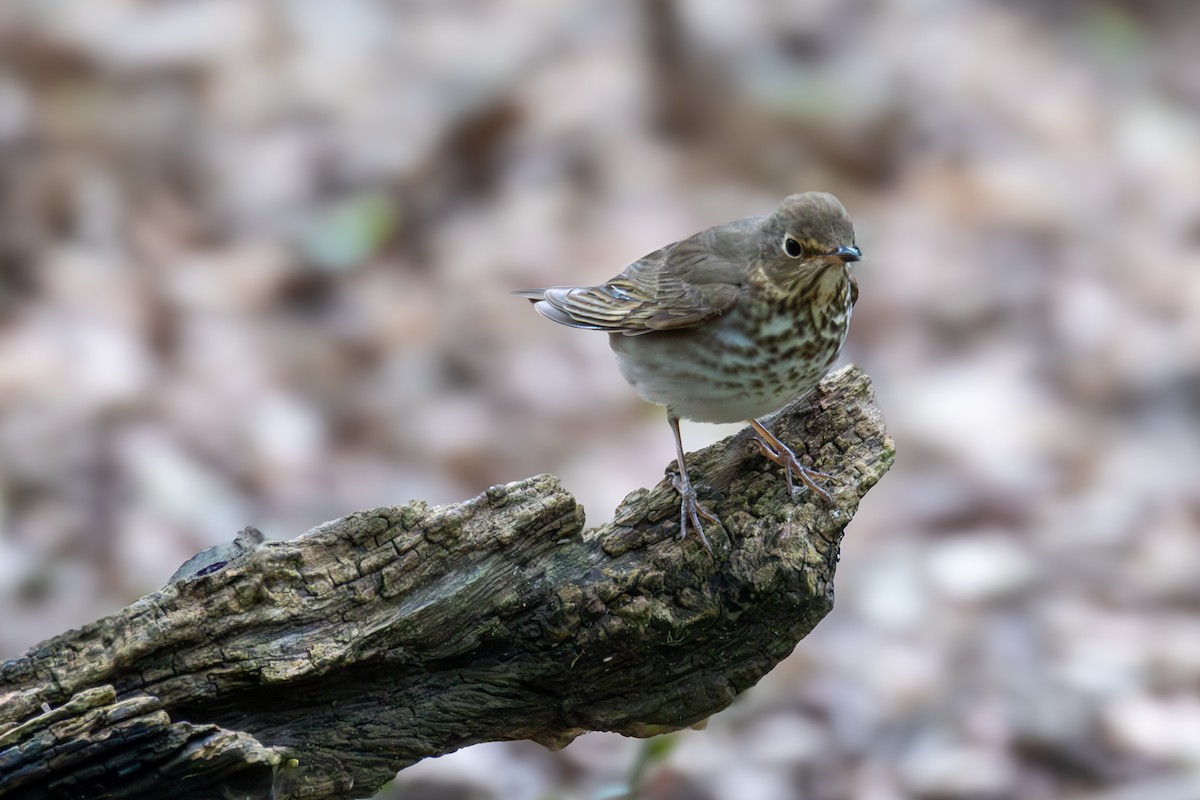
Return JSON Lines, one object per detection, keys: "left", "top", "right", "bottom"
{"left": 757, "top": 192, "right": 860, "bottom": 293}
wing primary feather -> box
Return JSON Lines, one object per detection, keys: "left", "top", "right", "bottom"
{"left": 533, "top": 301, "right": 606, "bottom": 330}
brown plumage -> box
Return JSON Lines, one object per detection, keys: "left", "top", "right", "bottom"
{"left": 517, "top": 192, "right": 861, "bottom": 553}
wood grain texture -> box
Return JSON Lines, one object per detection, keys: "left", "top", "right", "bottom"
{"left": 0, "top": 365, "right": 893, "bottom": 800}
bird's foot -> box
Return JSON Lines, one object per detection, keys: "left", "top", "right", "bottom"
{"left": 670, "top": 473, "right": 718, "bottom": 556}
{"left": 751, "top": 434, "right": 833, "bottom": 504}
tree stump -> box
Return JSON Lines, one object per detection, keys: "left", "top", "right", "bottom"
{"left": 0, "top": 365, "right": 894, "bottom": 800}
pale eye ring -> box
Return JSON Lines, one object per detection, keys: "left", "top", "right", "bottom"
{"left": 783, "top": 236, "right": 803, "bottom": 258}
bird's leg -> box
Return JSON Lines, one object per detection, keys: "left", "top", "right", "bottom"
{"left": 748, "top": 419, "right": 833, "bottom": 503}
{"left": 668, "top": 414, "right": 717, "bottom": 555}
{"left": 750, "top": 436, "right": 795, "bottom": 494}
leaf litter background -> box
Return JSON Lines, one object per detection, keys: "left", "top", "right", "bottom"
{"left": 1, "top": 1, "right": 1198, "bottom": 798}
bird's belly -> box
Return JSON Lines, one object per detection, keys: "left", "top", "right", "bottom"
{"left": 609, "top": 308, "right": 849, "bottom": 424}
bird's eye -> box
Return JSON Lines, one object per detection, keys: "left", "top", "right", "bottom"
{"left": 783, "top": 236, "right": 803, "bottom": 258}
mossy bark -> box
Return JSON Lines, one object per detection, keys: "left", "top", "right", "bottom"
{"left": 0, "top": 365, "right": 894, "bottom": 800}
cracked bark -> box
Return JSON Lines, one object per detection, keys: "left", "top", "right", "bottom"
{"left": 0, "top": 365, "right": 894, "bottom": 800}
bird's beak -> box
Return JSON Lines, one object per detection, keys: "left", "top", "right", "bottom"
{"left": 834, "top": 245, "right": 862, "bottom": 263}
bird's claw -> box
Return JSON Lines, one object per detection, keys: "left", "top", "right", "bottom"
{"left": 670, "top": 473, "right": 718, "bottom": 556}
{"left": 751, "top": 435, "right": 833, "bottom": 503}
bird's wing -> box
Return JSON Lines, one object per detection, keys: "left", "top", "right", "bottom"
{"left": 523, "top": 217, "right": 759, "bottom": 335}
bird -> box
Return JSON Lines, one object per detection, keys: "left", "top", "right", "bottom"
{"left": 516, "top": 192, "right": 861, "bottom": 553}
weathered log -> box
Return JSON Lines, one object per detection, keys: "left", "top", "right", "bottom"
{"left": 0, "top": 365, "right": 893, "bottom": 800}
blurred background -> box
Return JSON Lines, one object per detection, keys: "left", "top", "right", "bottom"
{"left": 1, "top": 0, "right": 1199, "bottom": 797}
